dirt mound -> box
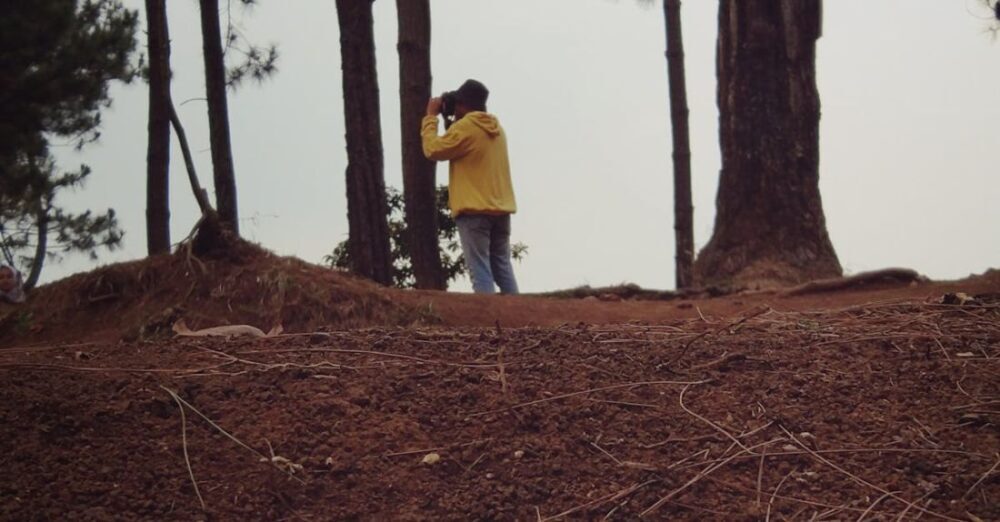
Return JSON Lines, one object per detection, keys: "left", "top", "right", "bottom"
{"left": 4, "top": 246, "right": 999, "bottom": 346}
{"left": 0, "top": 300, "right": 996, "bottom": 519}
{"left": 971, "top": 268, "right": 1000, "bottom": 286}
{"left": 0, "top": 242, "right": 425, "bottom": 345}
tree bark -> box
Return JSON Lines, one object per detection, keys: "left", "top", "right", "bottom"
{"left": 663, "top": 0, "right": 694, "bottom": 290}
{"left": 335, "top": 0, "right": 393, "bottom": 286}
{"left": 696, "top": 0, "right": 840, "bottom": 288}
{"left": 198, "top": 0, "right": 239, "bottom": 235}
{"left": 396, "top": 0, "right": 444, "bottom": 290}
{"left": 23, "top": 201, "right": 48, "bottom": 291}
{"left": 145, "top": 0, "right": 171, "bottom": 255}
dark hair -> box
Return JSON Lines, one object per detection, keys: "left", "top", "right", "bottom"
{"left": 454, "top": 79, "right": 489, "bottom": 111}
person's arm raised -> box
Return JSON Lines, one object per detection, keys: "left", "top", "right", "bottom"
{"left": 421, "top": 99, "right": 474, "bottom": 161}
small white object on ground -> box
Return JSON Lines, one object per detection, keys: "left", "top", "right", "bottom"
{"left": 421, "top": 452, "right": 441, "bottom": 465}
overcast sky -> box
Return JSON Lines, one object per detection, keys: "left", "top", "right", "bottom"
{"left": 46, "top": 0, "right": 1000, "bottom": 292}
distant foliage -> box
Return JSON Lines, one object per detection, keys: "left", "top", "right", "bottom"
{"left": 222, "top": 0, "right": 279, "bottom": 89}
{"left": 1, "top": 158, "right": 123, "bottom": 289}
{"left": 326, "top": 186, "right": 527, "bottom": 289}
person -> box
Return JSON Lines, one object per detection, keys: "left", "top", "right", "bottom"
{"left": 0, "top": 264, "right": 26, "bottom": 304}
{"left": 422, "top": 79, "right": 519, "bottom": 295}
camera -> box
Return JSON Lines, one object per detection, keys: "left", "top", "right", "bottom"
{"left": 440, "top": 90, "right": 459, "bottom": 119}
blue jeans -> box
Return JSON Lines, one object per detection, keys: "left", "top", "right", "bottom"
{"left": 456, "top": 213, "right": 519, "bottom": 295}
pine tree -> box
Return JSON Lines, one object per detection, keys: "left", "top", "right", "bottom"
{"left": 335, "top": 0, "right": 393, "bottom": 286}
{"left": 198, "top": 0, "right": 240, "bottom": 234}
{"left": 397, "top": 0, "right": 446, "bottom": 289}
{"left": 0, "top": 0, "right": 138, "bottom": 288}
{"left": 696, "top": 0, "right": 841, "bottom": 288}
{"left": 145, "top": 0, "right": 172, "bottom": 255}
{"left": 662, "top": 0, "right": 695, "bottom": 289}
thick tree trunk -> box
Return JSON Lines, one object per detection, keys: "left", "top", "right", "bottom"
{"left": 335, "top": 0, "right": 393, "bottom": 286}
{"left": 696, "top": 0, "right": 840, "bottom": 288}
{"left": 198, "top": 0, "right": 239, "bottom": 235}
{"left": 396, "top": 0, "right": 444, "bottom": 290}
{"left": 145, "top": 0, "right": 171, "bottom": 255}
{"left": 663, "top": 0, "right": 694, "bottom": 290}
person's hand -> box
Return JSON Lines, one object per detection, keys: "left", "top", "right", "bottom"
{"left": 426, "top": 97, "right": 442, "bottom": 116}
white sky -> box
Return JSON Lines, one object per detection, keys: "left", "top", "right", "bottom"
{"left": 47, "top": 0, "right": 1000, "bottom": 292}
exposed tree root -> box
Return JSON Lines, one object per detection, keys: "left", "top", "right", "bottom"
{"left": 780, "top": 268, "right": 925, "bottom": 297}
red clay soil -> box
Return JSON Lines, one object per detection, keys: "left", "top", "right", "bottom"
{"left": 4, "top": 243, "right": 998, "bottom": 344}
{"left": 0, "top": 246, "right": 416, "bottom": 346}
{"left": 0, "top": 252, "right": 998, "bottom": 520}
{"left": 413, "top": 270, "right": 1000, "bottom": 330}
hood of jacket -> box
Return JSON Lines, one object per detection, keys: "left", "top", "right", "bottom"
{"left": 463, "top": 111, "right": 501, "bottom": 138}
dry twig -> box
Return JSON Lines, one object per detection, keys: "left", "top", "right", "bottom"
{"left": 470, "top": 379, "right": 708, "bottom": 417}
{"left": 778, "top": 426, "right": 961, "bottom": 522}
{"left": 963, "top": 454, "right": 1000, "bottom": 499}
{"left": 164, "top": 387, "right": 207, "bottom": 511}
{"left": 541, "top": 480, "right": 655, "bottom": 521}
{"left": 676, "top": 383, "right": 749, "bottom": 452}
{"left": 663, "top": 306, "right": 770, "bottom": 368}
{"left": 765, "top": 466, "right": 796, "bottom": 522}
{"left": 159, "top": 386, "right": 306, "bottom": 484}
{"left": 641, "top": 438, "right": 783, "bottom": 516}
{"left": 855, "top": 490, "right": 897, "bottom": 521}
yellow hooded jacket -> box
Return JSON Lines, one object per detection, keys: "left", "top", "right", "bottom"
{"left": 421, "top": 112, "right": 517, "bottom": 217}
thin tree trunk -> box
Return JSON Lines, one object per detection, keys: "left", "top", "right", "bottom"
{"left": 145, "top": 0, "right": 171, "bottom": 255}
{"left": 396, "top": 0, "right": 444, "bottom": 290}
{"left": 335, "top": 0, "right": 393, "bottom": 286}
{"left": 696, "top": 0, "right": 840, "bottom": 288}
{"left": 198, "top": 0, "right": 239, "bottom": 234}
{"left": 168, "top": 102, "right": 214, "bottom": 216}
{"left": 23, "top": 202, "right": 48, "bottom": 291}
{"left": 0, "top": 229, "right": 15, "bottom": 267}
{"left": 663, "top": 0, "right": 694, "bottom": 290}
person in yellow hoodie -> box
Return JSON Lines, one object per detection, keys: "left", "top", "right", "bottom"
{"left": 422, "top": 79, "right": 518, "bottom": 294}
